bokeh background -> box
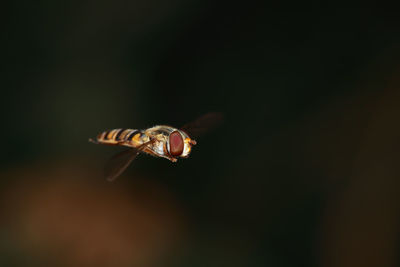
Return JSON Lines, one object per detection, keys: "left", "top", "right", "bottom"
{"left": 2, "top": 2, "right": 400, "bottom": 267}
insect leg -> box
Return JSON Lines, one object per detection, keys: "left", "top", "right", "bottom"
{"left": 89, "top": 138, "right": 99, "bottom": 144}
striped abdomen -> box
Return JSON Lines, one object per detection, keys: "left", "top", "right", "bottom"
{"left": 96, "top": 129, "right": 144, "bottom": 147}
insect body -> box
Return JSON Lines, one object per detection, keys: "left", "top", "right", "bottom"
{"left": 91, "top": 126, "right": 197, "bottom": 162}
{"left": 90, "top": 112, "right": 223, "bottom": 181}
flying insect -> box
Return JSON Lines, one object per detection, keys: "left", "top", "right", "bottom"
{"left": 89, "top": 112, "right": 223, "bottom": 181}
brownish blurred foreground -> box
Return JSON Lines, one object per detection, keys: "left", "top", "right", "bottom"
{"left": 1, "top": 161, "right": 185, "bottom": 267}
{"left": 318, "top": 86, "right": 400, "bottom": 267}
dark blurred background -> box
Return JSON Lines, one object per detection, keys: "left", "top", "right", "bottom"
{"left": 2, "top": 2, "right": 400, "bottom": 267}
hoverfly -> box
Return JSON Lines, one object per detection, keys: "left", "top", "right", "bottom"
{"left": 89, "top": 112, "right": 223, "bottom": 181}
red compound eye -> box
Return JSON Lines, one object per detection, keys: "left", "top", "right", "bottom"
{"left": 169, "top": 131, "right": 184, "bottom": 157}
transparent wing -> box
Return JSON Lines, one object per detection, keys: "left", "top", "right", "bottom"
{"left": 180, "top": 112, "right": 224, "bottom": 138}
{"left": 104, "top": 149, "right": 139, "bottom": 182}
{"left": 104, "top": 140, "right": 153, "bottom": 182}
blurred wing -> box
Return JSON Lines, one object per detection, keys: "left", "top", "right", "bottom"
{"left": 104, "top": 149, "right": 139, "bottom": 182}
{"left": 180, "top": 112, "right": 224, "bottom": 138}
{"left": 104, "top": 140, "right": 153, "bottom": 182}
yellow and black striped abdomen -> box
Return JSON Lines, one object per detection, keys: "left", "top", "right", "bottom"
{"left": 96, "top": 128, "right": 144, "bottom": 147}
